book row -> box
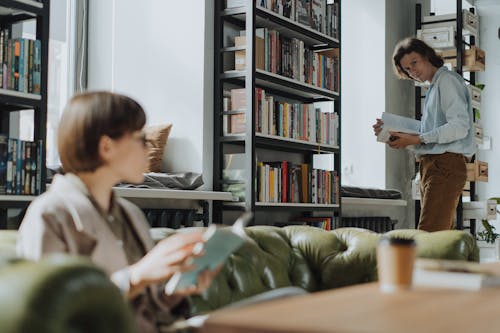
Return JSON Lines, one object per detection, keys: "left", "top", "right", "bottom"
{"left": 228, "top": 0, "right": 340, "bottom": 39}
{"left": 225, "top": 88, "right": 338, "bottom": 146}
{"left": 277, "top": 216, "right": 336, "bottom": 230}
{"left": 0, "top": 30, "right": 42, "bottom": 94}
{"left": 0, "top": 136, "right": 43, "bottom": 195}
{"left": 235, "top": 28, "right": 339, "bottom": 92}
{"left": 257, "top": 161, "right": 339, "bottom": 204}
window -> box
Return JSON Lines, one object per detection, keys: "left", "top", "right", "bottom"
{"left": 16, "top": 0, "right": 82, "bottom": 167}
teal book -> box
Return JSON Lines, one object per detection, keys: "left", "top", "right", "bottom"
{"left": 164, "top": 213, "right": 252, "bottom": 294}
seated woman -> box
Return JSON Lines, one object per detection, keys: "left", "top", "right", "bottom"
{"left": 16, "top": 91, "right": 218, "bottom": 333}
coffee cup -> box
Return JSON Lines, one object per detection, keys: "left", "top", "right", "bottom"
{"left": 376, "top": 236, "right": 416, "bottom": 293}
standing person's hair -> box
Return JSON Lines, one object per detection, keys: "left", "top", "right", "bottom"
{"left": 392, "top": 37, "right": 444, "bottom": 80}
{"left": 58, "top": 91, "right": 146, "bottom": 173}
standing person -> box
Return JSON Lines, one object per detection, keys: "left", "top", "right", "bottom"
{"left": 17, "top": 91, "right": 220, "bottom": 333}
{"left": 373, "top": 37, "right": 475, "bottom": 232}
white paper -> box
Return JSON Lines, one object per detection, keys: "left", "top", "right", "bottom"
{"left": 377, "top": 112, "right": 421, "bottom": 143}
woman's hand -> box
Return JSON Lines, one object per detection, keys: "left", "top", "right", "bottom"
{"left": 128, "top": 232, "right": 205, "bottom": 298}
{"left": 171, "top": 265, "right": 223, "bottom": 296}
{"left": 387, "top": 131, "right": 421, "bottom": 149}
{"left": 372, "top": 119, "right": 384, "bottom": 136}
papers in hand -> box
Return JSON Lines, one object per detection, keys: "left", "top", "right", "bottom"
{"left": 164, "top": 213, "right": 252, "bottom": 295}
{"left": 413, "top": 259, "right": 500, "bottom": 291}
{"left": 377, "top": 112, "right": 421, "bottom": 143}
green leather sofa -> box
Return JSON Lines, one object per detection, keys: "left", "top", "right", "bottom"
{"left": 151, "top": 226, "right": 479, "bottom": 316}
{"left": 0, "top": 226, "right": 478, "bottom": 332}
{"left": 0, "top": 231, "right": 136, "bottom": 333}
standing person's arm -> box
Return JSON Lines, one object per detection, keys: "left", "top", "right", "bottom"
{"left": 419, "top": 75, "right": 471, "bottom": 145}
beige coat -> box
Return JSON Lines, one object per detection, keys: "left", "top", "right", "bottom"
{"left": 17, "top": 174, "right": 178, "bottom": 332}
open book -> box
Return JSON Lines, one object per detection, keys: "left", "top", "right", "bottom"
{"left": 413, "top": 259, "right": 500, "bottom": 291}
{"left": 164, "top": 213, "right": 252, "bottom": 294}
{"left": 377, "top": 112, "right": 421, "bottom": 143}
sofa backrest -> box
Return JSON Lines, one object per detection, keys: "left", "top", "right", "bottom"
{"left": 179, "top": 226, "right": 478, "bottom": 315}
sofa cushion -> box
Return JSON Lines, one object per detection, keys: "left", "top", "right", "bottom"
{"left": 385, "top": 229, "right": 479, "bottom": 261}
{"left": 0, "top": 254, "right": 136, "bottom": 333}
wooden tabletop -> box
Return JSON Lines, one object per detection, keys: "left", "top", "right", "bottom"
{"left": 200, "top": 278, "right": 500, "bottom": 333}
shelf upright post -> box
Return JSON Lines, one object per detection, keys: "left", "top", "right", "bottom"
{"left": 34, "top": 0, "right": 50, "bottom": 195}
{"left": 468, "top": 6, "right": 476, "bottom": 236}
{"left": 244, "top": 0, "right": 256, "bottom": 218}
{"left": 213, "top": 0, "right": 224, "bottom": 223}
{"left": 335, "top": 0, "right": 342, "bottom": 228}
{"left": 456, "top": 0, "right": 463, "bottom": 76}
{"left": 414, "top": 3, "right": 422, "bottom": 229}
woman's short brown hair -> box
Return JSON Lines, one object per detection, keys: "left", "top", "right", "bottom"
{"left": 58, "top": 91, "right": 146, "bottom": 173}
{"left": 392, "top": 37, "right": 444, "bottom": 80}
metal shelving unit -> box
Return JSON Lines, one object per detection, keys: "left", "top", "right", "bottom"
{"left": 213, "top": 0, "right": 341, "bottom": 226}
{"left": 0, "top": 0, "right": 49, "bottom": 228}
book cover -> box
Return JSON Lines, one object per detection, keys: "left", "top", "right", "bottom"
{"left": 0, "top": 134, "right": 7, "bottom": 194}
{"left": 296, "top": 0, "right": 311, "bottom": 26}
{"left": 413, "top": 259, "right": 500, "bottom": 291}
{"left": 377, "top": 112, "right": 421, "bottom": 143}
{"left": 311, "top": 0, "right": 325, "bottom": 33}
{"left": 164, "top": 213, "right": 252, "bottom": 294}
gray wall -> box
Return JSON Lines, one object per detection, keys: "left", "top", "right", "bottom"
{"left": 385, "top": 0, "right": 421, "bottom": 228}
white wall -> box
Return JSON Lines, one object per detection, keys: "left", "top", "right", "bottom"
{"left": 341, "top": 0, "right": 386, "bottom": 188}
{"left": 87, "top": 0, "right": 213, "bottom": 189}
{"left": 476, "top": 0, "right": 500, "bottom": 201}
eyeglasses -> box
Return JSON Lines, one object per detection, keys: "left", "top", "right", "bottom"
{"left": 131, "top": 132, "right": 152, "bottom": 147}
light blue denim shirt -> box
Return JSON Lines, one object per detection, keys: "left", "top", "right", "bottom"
{"left": 412, "top": 66, "right": 476, "bottom": 158}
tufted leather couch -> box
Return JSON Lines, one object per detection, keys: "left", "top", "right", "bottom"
{"left": 0, "top": 231, "right": 136, "bottom": 333}
{"left": 0, "top": 226, "right": 478, "bottom": 331}
{"left": 151, "top": 226, "right": 479, "bottom": 316}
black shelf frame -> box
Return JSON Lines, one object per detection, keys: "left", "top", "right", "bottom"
{"left": 220, "top": 134, "right": 339, "bottom": 154}
{"left": 213, "top": 0, "right": 342, "bottom": 226}
{"left": 0, "top": 0, "right": 49, "bottom": 229}
{"left": 414, "top": 1, "right": 476, "bottom": 235}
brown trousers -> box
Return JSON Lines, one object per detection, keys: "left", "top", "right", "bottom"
{"left": 418, "top": 152, "right": 467, "bottom": 232}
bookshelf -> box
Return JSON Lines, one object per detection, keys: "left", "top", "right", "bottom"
{"left": 214, "top": 0, "right": 341, "bottom": 228}
{"left": 0, "top": 0, "right": 49, "bottom": 229}
{"left": 415, "top": 1, "right": 483, "bottom": 234}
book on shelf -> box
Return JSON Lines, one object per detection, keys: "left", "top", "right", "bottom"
{"left": 225, "top": 1, "right": 339, "bottom": 39}
{"left": 311, "top": 0, "right": 326, "bottom": 33}
{"left": 233, "top": 28, "right": 339, "bottom": 91}
{"left": 257, "top": 160, "right": 339, "bottom": 204}
{"left": 3, "top": 138, "right": 42, "bottom": 195}
{"left": 224, "top": 87, "right": 339, "bottom": 146}
{"left": 296, "top": 0, "right": 312, "bottom": 26}
{"left": 235, "top": 29, "right": 265, "bottom": 71}
{"left": 295, "top": 216, "right": 332, "bottom": 230}
{"left": 376, "top": 112, "right": 421, "bottom": 143}
{"left": 0, "top": 135, "right": 7, "bottom": 194}
{"left": 0, "top": 30, "right": 42, "bottom": 94}
{"left": 413, "top": 259, "right": 500, "bottom": 291}
{"left": 229, "top": 88, "right": 246, "bottom": 134}
{"left": 165, "top": 213, "right": 251, "bottom": 294}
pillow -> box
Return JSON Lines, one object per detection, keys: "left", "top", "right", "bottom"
{"left": 144, "top": 124, "right": 172, "bottom": 173}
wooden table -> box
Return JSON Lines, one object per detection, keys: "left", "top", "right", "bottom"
{"left": 200, "top": 279, "right": 500, "bottom": 333}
